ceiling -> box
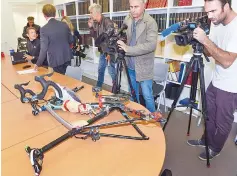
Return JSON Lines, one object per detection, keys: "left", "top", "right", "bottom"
{"left": 8, "top": 0, "right": 53, "bottom": 5}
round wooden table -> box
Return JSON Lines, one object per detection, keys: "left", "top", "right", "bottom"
{"left": 1, "top": 57, "right": 166, "bottom": 176}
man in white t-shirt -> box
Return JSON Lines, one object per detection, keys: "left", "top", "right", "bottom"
{"left": 187, "top": 0, "right": 237, "bottom": 161}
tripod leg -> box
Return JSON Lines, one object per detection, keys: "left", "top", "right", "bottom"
{"left": 122, "top": 59, "right": 138, "bottom": 103}
{"left": 187, "top": 108, "right": 193, "bottom": 136}
{"left": 199, "top": 59, "right": 210, "bottom": 167}
{"left": 76, "top": 56, "right": 78, "bottom": 66}
{"left": 118, "top": 65, "right": 122, "bottom": 91}
{"left": 113, "top": 61, "right": 121, "bottom": 94}
{"left": 187, "top": 60, "right": 199, "bottom": 136}
{"left": 163, "top": 57, "right": 195, "bottom": 131}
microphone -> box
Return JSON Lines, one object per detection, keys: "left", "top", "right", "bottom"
{"left": 116, "top": 24, "right": 128, "bottom": 36}
{"left": 95, "top": 24, "right": 128, "bottom": 47}
{"left": 160, "top": 20, "right": 189, "bottom": 41}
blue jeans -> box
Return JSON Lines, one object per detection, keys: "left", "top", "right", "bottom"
{"left": 128, "top": 68, "right": 155, "bottom": 113}
{"left": 96, "top": 54, "right": 116, "bottom": 87}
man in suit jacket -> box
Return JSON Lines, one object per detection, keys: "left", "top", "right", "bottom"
{"left": 34, "top": 4, "right": 73, "bottom": 75}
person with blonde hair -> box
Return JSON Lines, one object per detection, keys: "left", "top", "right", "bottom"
{"left": 62, "top": 16, "right": 83, "bottom": 66}
{"left": 61, "top": 16, "right": 82, "bottom": 46}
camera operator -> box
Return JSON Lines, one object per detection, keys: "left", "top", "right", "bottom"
{"left": 187, "top": 0, "right": 237, "bottom": 161}
{"left": 88, "top": 3, "right": 116, "bottom": 89}
{"left": 117, "top": 0, "right": 158, "bottom": 113}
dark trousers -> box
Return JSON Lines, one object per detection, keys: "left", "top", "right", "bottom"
{"left": 53, "top": 61, "right": 70, "bottom": 75}
{"left": 202, "top": 83, "right": 237, "bottom": 153}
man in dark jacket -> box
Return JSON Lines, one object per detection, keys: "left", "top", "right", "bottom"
{"left": 34, "top": 4, "right": 73, "bottom": 75}
{"left": 88, "top": 3, "right": 116, "bottom": 89}
{"left": 24, "top": 27, "right": 47, "bottom": 66}
{"left": 22, "top": 16, "right": 40, "bottom": 39}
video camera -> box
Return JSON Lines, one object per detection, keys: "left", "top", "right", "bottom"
{"left": 95, "top": 24, "right": 128, "bottom": 57}
{"left": 175, "top": 15, "right": 210, "bottom": 46}
{"left": 160, "top": 15, "right": 210, "bottom": 46}
{"left": 72, "top": 44, "right": 89, "bottom": 59}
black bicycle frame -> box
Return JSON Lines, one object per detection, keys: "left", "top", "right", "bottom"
{"left": 14, "top": 73, "right": 165, "bottom": 176}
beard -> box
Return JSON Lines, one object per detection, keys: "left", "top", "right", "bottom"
{"left": 211, "top": 14, "right": 226, "bottom": 25}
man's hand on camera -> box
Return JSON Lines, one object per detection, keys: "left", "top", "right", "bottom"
{"left": 106, "top": 54, "right": 110, "bottom": 60}
{"left": 193, "top": 27, "right": 208, "bottom": 44}
{"left": 117, "top": 40, "right": 128, "bottom": 52}
{"left": 76, "top": 45, "right": 81, "bottom": 51}
{"left": 88, "top": 18, "right": 93, "bottom": 28}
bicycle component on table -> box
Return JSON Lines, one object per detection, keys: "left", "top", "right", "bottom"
{"left": 92, "top": 86, "right": 102, "bottom": 98}
{"left": 72, "top": 85, "right": 84, "bottom": 92}
{"left": 14, "top": 72, "right": 165, "bottom": 176}
{"left": 100, "top": 93, "right": 130, "bottom": 104}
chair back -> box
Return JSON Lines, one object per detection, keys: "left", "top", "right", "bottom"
{"left": 153, "top": 62, "right": 169, "bottom": 84}
{"left": 65, "top": 66, "right": 82, "bottom": 81}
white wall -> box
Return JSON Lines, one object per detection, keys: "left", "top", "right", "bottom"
{"left": 191, "top": 0, "right": 204, "bottom": 6}
{"left": 233, "top": 0, "right": 237, "bottom": 11}
{"left": 12, "top": 4, "right": 48, "bottom": 38}
{"left": 12, "top": 5, "right": 38, "bottom": 38}
{"left": 36, "top": 4, "right": 48, "bottom": 26}
{"left": 1, "top": 1, "right": 48, "bottom": 53}
{"left": 1, "top": 0, "right": 17, "bottom": 52}
{"left": 54, "top": 0, "right": 64, "bottom": 5}
{"left": 53, "top": 0, "right": 77, "bottom": 5}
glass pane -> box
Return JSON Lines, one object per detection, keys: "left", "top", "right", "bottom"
{"left": 112, "top": 16, "right": 126, "bottom": 28}
{"left": 113, "top": 0, "right": 129, "bottom": 12}
{"left": 149, "top": 14, "right": 167, "bottom": 32}
{"left": 78, "top": 18, "right": 89, "bottom": 31}
{"left": 93, "top": 0, "right": 109, "bottom": 13}
{"left": 66, "top": 2, "right": 76, "bottom": 16}
{"left": 78, "top": 0, "right": 90, "bottom": 15}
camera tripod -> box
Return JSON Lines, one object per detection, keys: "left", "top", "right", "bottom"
{"left": 163, "top": 42, "right": 211, "bottom": 167}
{"left": 72, "top": 45, "right": 89, "bottom": 67}
{"left": 73, "top": 55, "right": 81, "bottom": 67}
{"left": 112, "top": 51, "right": 138, "bottom": 103}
